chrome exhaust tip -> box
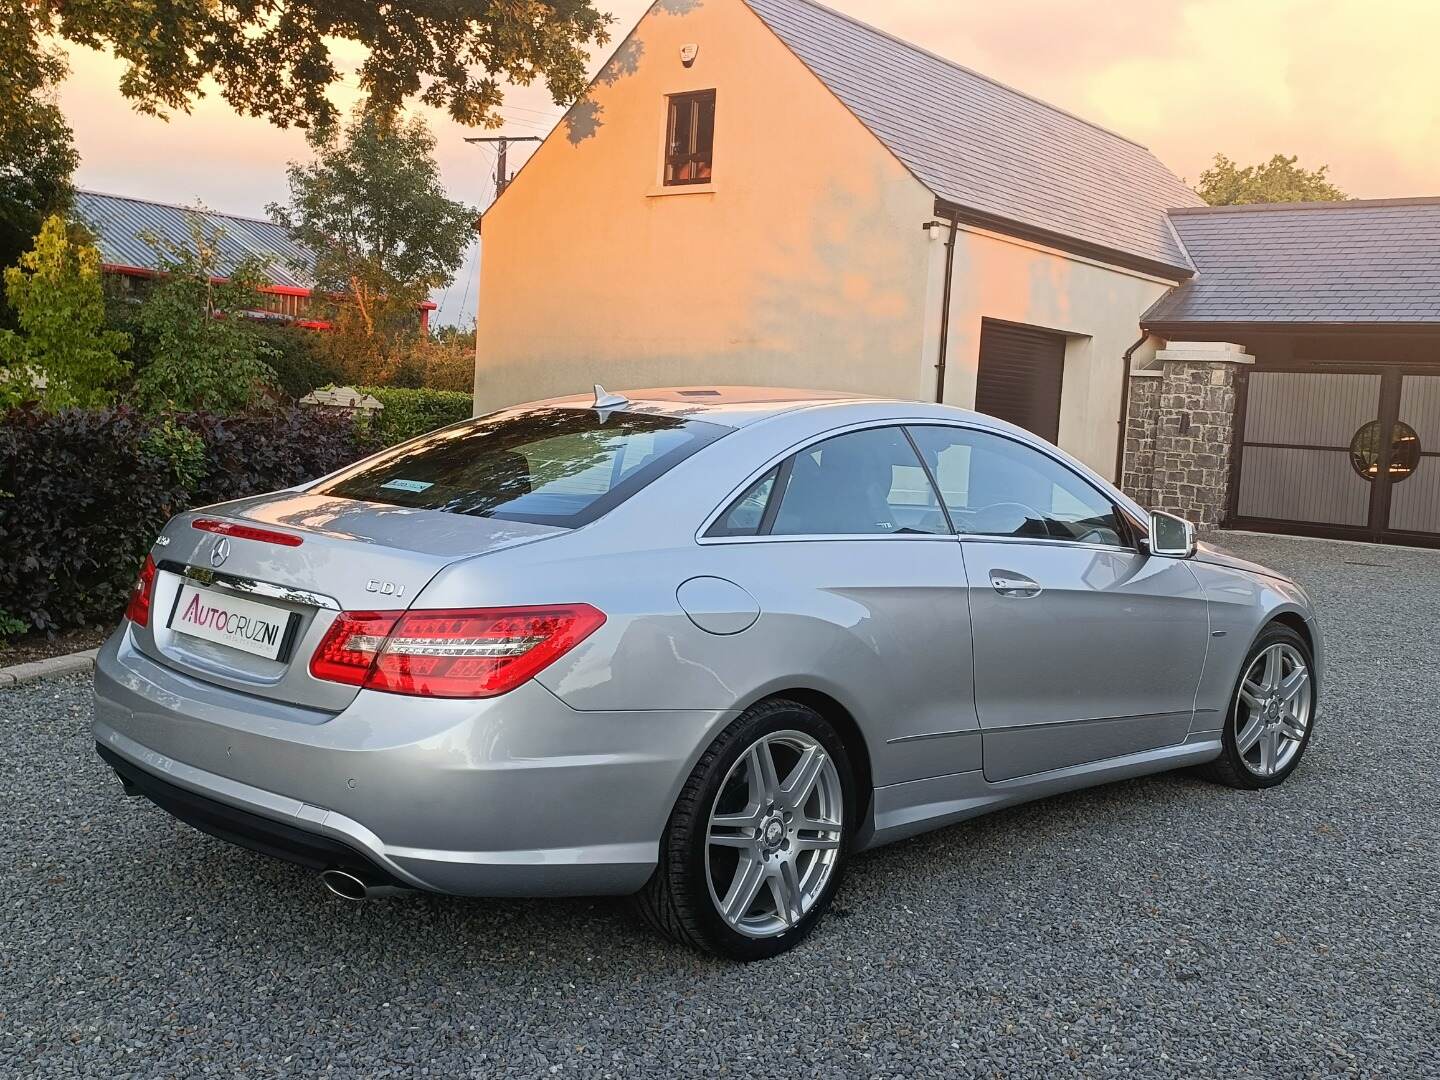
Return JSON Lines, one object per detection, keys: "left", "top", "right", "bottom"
{"left": 320, "top": 868, "right": 410, "bottom": 900}
{"left": 320, "top": 868, "right": 369, "bottom": 900}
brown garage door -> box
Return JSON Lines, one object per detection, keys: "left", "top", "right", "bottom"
{"left": 975, "top": 320, "right": 1065, "bottom": 443}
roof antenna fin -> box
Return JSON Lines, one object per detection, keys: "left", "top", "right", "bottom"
{"left": 592, "top": 384, "right": 629, "bottom": 409}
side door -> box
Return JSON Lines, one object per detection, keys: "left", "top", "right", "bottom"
{"left": 701, "top": 424, "right": 980, "bottom": 786}
{"left": 908, "top": 425, "right": 1209, "bottom": 783}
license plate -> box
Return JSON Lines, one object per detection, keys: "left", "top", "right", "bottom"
{"left": 169, "top": 584, "right": 295, "bottom": 660}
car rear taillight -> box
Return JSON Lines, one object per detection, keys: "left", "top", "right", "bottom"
{"left": 307, "top": 611, "right": 402, "bottom": 686}
{"left": 309, "top": 605, "right": 605, "bottom": 698}
{"left": 125, "top": 555, "right": 158, "bottom": 627}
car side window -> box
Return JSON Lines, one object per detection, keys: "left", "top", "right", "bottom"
{"left": 706, "top": 466, "right": 779, "bottom": 537}
{"left": 770, "top": 427, "right": 949, "bottom": 537}
{"left": 908, "top": 425, "right": 1127, "bottom": 547}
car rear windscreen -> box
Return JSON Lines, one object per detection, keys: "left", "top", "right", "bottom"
{"left": 314, "top": 408, "right": 728, "bottom": 528}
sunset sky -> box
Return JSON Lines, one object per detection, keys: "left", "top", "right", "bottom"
{"left": 57, "top": 0, "right": 1440, "bottom": 324}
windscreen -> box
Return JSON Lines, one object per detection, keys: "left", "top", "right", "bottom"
{"left": 314, "top": 408, "right": 727, "bottom": 528}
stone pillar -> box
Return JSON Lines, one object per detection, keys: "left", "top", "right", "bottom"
{"left": 1121, "top": 341, "right": 1254, "bottom": 529}
{"left": 1121, "top": 369, "right": 1162, "bottom": 511}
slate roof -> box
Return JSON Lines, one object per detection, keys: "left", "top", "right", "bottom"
{"left": 73, "top": 189, "right": 316, "bottom": 290}
{"left": 743, "top": 0, "right": 1202, "bottom": 277}
{"left": 1144, "top": 198, "right": 1440, "bottom": 328}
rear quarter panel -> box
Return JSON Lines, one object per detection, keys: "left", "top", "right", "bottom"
{"left": 414, "top": 533, "right": 951, "bottom": 785}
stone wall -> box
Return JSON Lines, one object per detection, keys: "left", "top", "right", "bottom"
{"left": 1121, "top": 371, "right": 1161, "bottom": 511}
{"left": 1120, "top": 342, "right": 1253, "bottom": 528}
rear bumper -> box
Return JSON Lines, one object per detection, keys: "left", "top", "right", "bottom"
{"left": 93, "top": 630, "right": 732, "bottom": 896}
{"left": 98, "top": 742, "right": 408, "bottom": 887}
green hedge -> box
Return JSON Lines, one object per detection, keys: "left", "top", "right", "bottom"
{"left": 359, "top": 386, "right": 473, "bottom": 445}
{"left": 0, "top": 391, "right": 472, "bottom": 637}
{"left": 0, "top": 406, "right": 373, "bottom": 634}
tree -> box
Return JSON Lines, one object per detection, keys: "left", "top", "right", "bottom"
{"left": 0, "top": 214, "right": 129, "bottom": 408}
{"left": 1197, "top": 153, "right": 1349, "bottom": 206}
{"left": 268, "top": 104, "right": 476, "bottom": 385}
{"left": 129, "top": 215, "right": 279, "bottom": 414}
{"left": 399, "top": 324, "right": 479, "bottom": 393}
{"left": 18, "top": 1, "right": 611, "bottom": 131}
{"left": 0, "top": 3, "right": 78, "bottom": 302}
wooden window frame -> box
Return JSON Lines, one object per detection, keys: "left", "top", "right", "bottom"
{"left": 664, "top": 90, "right": 716, "bottom": 187}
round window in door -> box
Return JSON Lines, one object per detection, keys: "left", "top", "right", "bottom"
{"left": 1349, "top": 420, "right": 1422, "bottom": 482}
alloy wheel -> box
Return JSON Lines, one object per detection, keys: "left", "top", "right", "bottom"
{"left": 704, "top": 730, "right": 844, "bottom": 939}
{"left": 1234, "top": 642, "right": 1313, "bottom": 778}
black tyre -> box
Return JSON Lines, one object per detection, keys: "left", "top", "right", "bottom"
{"left": 1198, "top": 623, "right": 1317, "bottom": 790}
{"left": 635, "top": 698, "right": 855, "bottom": 961}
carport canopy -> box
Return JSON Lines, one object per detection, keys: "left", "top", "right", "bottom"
{"left": 1136, "top": 197, "right": 1440, "bottom": 546}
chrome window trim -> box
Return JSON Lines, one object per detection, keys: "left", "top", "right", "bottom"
{"left": 696, "top": 417, "right": 1138, "bottom": 554}
{"left": 697, "top": 532, "right": 959, "bottom": 546}
{"left": 956, "top": 534, "right": 1138, "bottom": 556}
{"left": 157, "top": 561, "right": 342, "bottom": 611}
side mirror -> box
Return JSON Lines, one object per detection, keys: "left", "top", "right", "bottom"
{"left": 1147, "top": 510, "right": 1196, "bottom": 558}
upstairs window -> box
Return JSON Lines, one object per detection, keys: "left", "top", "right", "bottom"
{"left": 665, "top": 90, "right": 716, "bottom": 186}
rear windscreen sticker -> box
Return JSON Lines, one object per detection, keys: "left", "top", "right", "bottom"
{"left": 380, "top": 479, "right": 434, "bottom": 493}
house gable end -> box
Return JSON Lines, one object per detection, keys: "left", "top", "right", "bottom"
{"left": 743, "top": 0, "right": 1199, "bottom": 278}
{"left": 485, "top": 0, "right": 932, "bottom": 223}
{"left": 474, "top": 0, "right": 940, "bottom": 411}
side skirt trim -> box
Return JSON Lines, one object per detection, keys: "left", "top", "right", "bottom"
{"left": 857, "top": 733, "right": 1223, "bottom": 850}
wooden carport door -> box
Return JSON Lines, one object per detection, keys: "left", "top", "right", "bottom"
{"left": 1232, "top": 369, "right": 1440, "bottom": 541}
{"left": 1387, "top": 375, "right": 1440, "bottom": 535}
{"left": 975, "top": 320, "right": 1065, "bottom": 443}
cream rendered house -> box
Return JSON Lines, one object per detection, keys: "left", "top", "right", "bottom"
{"left": 474, "top": 0, "right": 1201, "bottom": 478}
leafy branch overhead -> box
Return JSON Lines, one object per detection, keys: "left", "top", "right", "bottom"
{"left": 28, "top": 0, "right": 613, "bottom": 129}
{"left": 0, "top": 3, "right": 78, "bottom": 283}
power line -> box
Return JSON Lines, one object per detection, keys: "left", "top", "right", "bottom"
{"left": 490, "top": 117, "right": 556, "bottom": 137}
{"left": 456, "top": 238, "right": 476, "bottom": 322}
{"left": 497, "top": 103, "right": 566, "bottom": 121}
{"left": 504, "top": 117, "right": 555, "bottom": 130}
{"left": 496, "top": 110, "right": 559, "bottom": 125}
{"left": 464, "top": 135, "right": 542, "bottom": 198}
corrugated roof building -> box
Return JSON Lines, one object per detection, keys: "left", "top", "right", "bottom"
{"left": 73, "top": 190, "right": 434, "bottom": 330}
{"left": 74, "top": 190, "right": 317, "bottom": 290}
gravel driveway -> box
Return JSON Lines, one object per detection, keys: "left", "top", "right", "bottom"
{"left": 4, "top": 532, "right": 1437, "bottom": 1078}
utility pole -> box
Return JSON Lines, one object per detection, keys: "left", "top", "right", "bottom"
{"left": 464, "top": 135, "right": 543, "bottom": 199}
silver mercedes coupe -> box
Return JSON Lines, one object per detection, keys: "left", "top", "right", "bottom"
{"left": 94, "top": 386, "right": 1321, "bottom": 960}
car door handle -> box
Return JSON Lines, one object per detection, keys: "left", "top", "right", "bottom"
{"left": 989, "top": 571, "right": 1042, "bottom": 598}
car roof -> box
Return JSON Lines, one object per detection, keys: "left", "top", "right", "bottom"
{"left": 532, "top": 385, "right": 892, "bottom": 429}
{"left": 502, "top": 384, "right": 1150, "bottom": 528}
